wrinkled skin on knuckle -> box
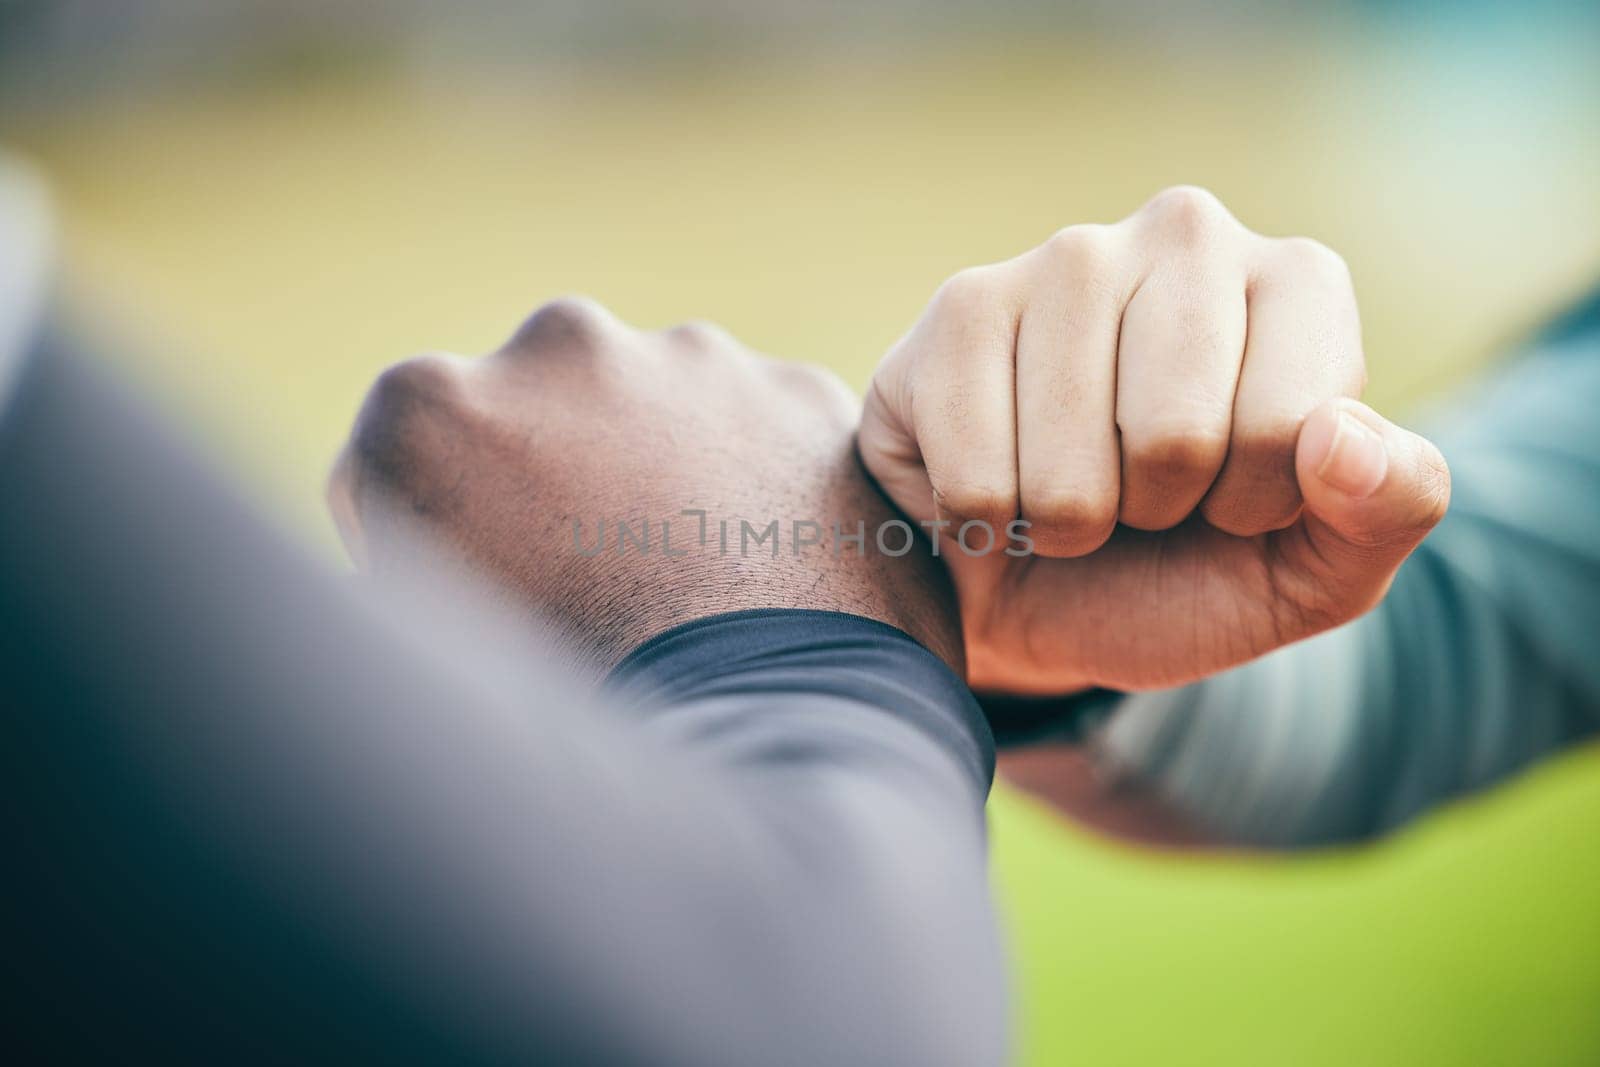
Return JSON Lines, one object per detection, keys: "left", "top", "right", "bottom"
{"left": 1032, "top": 224, "right": 1130, "bottom": 314}
{"left": 1203, "top": 489, "right": 1302, "bottom": 538}
{"left": 1020, "top": 486, "right": 1118, "bottom": 555}
{"left": 346, "top": 355, "right": 469, "bottom": 501}
{"left": 335, "top": 309, "right": 967, "bottom": 668}
{"left": 930, "top": 476, "right": 1016, "bottom": 533}
{"left": 1125, "top": 425, "right": 1231, "bottom": 484}
{"left": 1038, "top": 224, "right": 1119, "bottom": 276}
{"left": 1273, "top": 236, "right": 1353, "bottom": 289}
{"left": 1140, "top": 185, "right": 1235, "bottom": 246}
{"left": 664, "top": 318, "right": 735, "bottom": 353}
{"left": 507, "top": 295, "right": 616, "bottom": 356}
{"left": 931, "top": 265, "right": 1006, "bottom": 323}
{"left": 1118, "top": 426, "right": 1231, "bottom": 528}
{"left": 1202, "top": 427, "right": 1304, "bottom": 535}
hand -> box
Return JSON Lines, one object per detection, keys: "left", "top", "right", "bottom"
{"left": 330, "top": 298, "right": 962, "bottom": 672}
{"left": 858, "top": 187, "right": 1451, "bottom": 694}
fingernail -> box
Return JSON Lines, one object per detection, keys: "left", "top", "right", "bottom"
{"left": 1317, "top": 411, "right": 1388, "bottom": 499}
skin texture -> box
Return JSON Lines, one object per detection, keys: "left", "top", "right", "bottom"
{"left": 329, "top": 298, "right": 964, "bottom": 675}
{"left": 859, "top": 187, "right": 1453, "bottom": 694}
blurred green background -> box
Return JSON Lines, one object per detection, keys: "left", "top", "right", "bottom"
{"left": 5, "top": 1, "right": 1598, "bottom": 1063}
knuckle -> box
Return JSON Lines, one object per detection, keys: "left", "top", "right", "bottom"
{"left": 1274, "top": 236, "right": 1352, "bottom": 288}
{"left": 1203, "top": 487, "right": 1300, "bottom": 536}
{"left": 1200, "top": 425, "right": 1304, "bottom": 534}
{"left": 1125, "top": 423, "right": 1231, "bottom": 477}
{"left": 1037, "top": 225, "right": 1126, "bottom": 312}
{"left": 931, "top": 478, "right": 1016, "bottom": 526}
{"left": 348, "top": 355, "right": 466, "bottom": 489}
{"left": 1021, "top": 484, "right": 1118, "bottom": 537}
{"left": 1040, "top": 224, "right": 1119, "bottom": 275}
{"left": 1231, "top": 422, "right": 1303, "bottom": 475}
{"left": 1143, "top": 185, "right": 1232, "bottom": 244}
{"left": 363, "top": 355, "right": 464, "bottom": 423}
{"left": 932, "top": 265, "right": 1005, "bottom": 320}
{"left": 666, "top": 318, "right": 734, "bottom": 351}
{"left": 509, "top": 295, "right": 616, "bottom": 353}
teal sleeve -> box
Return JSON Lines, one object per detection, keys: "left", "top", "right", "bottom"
{"left": 1095, "top": 301, "right": 1600, "bottom": 845}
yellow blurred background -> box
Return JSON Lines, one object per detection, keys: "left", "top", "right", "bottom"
{"left": 5, "top": 2, "right": 1599, "bottom": 1063}
{"left": 10, "top": 10, "right": 1599, "bottom": 542}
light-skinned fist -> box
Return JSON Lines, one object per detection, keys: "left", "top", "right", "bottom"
{"left": 859, "top": 187, "right": 1451, "bottom": 694}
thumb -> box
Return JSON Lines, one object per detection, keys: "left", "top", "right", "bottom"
{"left": 1287, "top": 397, "right": 1452, "bottom": 615}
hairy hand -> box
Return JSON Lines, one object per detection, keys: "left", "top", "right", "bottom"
{"left": 330, "top": 299, "right": 962, "bottom": 672}
{"left": 859, "top": 187, "right": 1451, "bottom": 694}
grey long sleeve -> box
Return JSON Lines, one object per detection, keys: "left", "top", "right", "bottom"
{"left": 0, "top": 324, "right": 1004, "bottom": 1063}
{"left": 1098, "top": 291, "right": 1600, "bottom": 845}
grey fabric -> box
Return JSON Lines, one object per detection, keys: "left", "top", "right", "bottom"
{"left": 1097, "top": 311, "right": 1600, "bottom": 845}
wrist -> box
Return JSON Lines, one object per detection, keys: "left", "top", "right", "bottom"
{"left": 618, "top": 553, "right": 964, "bottom": 674}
